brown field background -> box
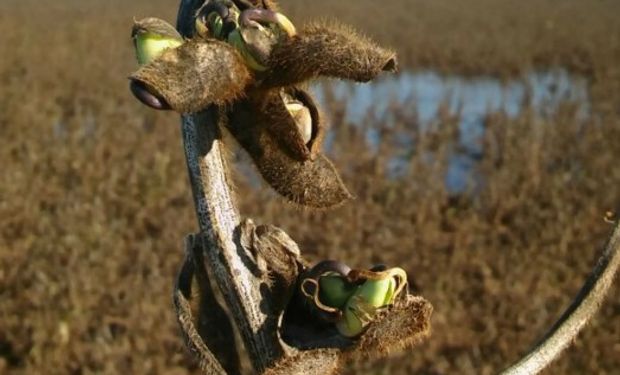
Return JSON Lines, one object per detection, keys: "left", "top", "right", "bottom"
{"left": 1, "top": 0, "right": 619, "bottom": 374}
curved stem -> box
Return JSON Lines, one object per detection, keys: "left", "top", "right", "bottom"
{"left": 501, "top": 220, "right": 620, "bottom": 375}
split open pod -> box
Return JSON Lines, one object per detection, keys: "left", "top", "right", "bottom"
{"left": 128, "top": 4, "right": 397, "bottom": 209}
{"left": 297, "top": 261, "right": 412, "bottom": 338}
{"left": 174, "top": 221, "right": 432, "bottom": 375}
{"left": 228, "top": 88, "right": 354, "bottom": 208}
{"left": 130, "top": 37, "right": 252, "bottom": 113}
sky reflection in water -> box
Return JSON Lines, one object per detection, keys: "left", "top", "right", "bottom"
{"left": 311, "top": 69, "right": 589, "bottom": 193}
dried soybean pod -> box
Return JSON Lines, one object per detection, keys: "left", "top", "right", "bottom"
{"left": 252, "top": 89, "right": 324, "bottom": 161}
{"left": 263, "top": 22, "right": 397, "bottom": 88}
{"left": 228, "top": 95, "right": 353, "bottom": 209}
{"left": 130, "top": 39, "right": 251, "bottom": 113}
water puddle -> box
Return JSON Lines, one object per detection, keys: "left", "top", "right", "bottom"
{"left": 311, "top": 69, "right": 590, "bottom": 192}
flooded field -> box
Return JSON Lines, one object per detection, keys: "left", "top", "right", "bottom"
{"left": 314, "top": 69, "right": 589, "bottom": 127}
{"left": 312, "top": 69, "right": 590, "bottom": 191}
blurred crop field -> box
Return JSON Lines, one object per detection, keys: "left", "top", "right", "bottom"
{"left": 1, "top": 0, "right": 619, "bottom": 374}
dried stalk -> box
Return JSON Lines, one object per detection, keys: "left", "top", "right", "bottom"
{"left": 174, "top": 4, "right": 282, "bottom": 370}
{"left": 501, "top": 220, "right": 620, "bottom": 375}
{"left": 177, "top": 103, "right": 284, "bottom": 372}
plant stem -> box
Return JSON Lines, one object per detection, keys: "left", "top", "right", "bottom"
{"left": 175, "top": 2, "right": 283, "bottom": 370}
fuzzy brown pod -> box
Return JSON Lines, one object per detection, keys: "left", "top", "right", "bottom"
{"left": 247, "top": 88, "right": 325, "bottom": 161}
{"left": 227, "top": 89, "right": 353, "bottom": 209}
{"left": 265, "top": 296, "right": 432, "bottom": 375}
{"left": 268, "top": 296, "right": 432, "bottom": 375}
{"left": 271, "top": 280, "right": 432, "bottom": 375}
{"left": 130, "top": 39, "right": 251, "bottom": 113}
{"left": 175, "top": 226, "right": 432, "bottom": 375}
{"left": 349, "top": 295, "right": 432, "bottom": 359}
{"left": 261, "top": 22, "right": 397, "bottom": 88}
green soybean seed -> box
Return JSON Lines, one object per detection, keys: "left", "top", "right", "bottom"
{"left": 227, "top": 29, "right": 267, "bottom": 71}
{"left": 318, "top": 275, "right": 358, "bottom": 309}
{"left": 335, "top": 278, "right": 391, "bottom": 337}
{"left": 356, "top": 277, "right": 393, "bottom": 308}
{"left": 207, "top": 13, "right": 224, "bottom": 39}
{"left": 383, "top": 277, "right": 397, "bottom": 305}
{"left": 135, "top": 33, "right": 183, "bottom": 65}
{"left": 132, "top": 18, "right": 183, "bottom": 66}
{"left": 336, "top": 303, "right": 365, "bottom": 337}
